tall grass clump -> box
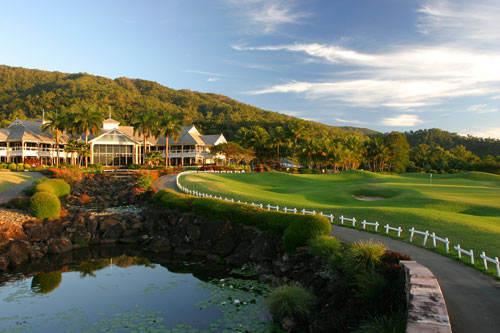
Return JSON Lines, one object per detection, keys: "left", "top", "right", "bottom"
{"left": 283, "top": 215, "right": 331, "bottom": 252}
{"left": 308, "top": 235, "right": 341, "bottom": 261}
{"left": 345, "top": 240, "right": 387, "bottom": 271}
{"left": 266, "top": 282, "right": 316, "bottom": 325}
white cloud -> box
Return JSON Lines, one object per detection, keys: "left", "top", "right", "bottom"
{"left": 335, "top": 118, "right": 365, "bottom": 125}
{"left": 225, "top": 0, "right": 307, "bottom": 34}
{"left": 235, "top": 1, "right": 500, "bottom": 112}
{"left": 417, "top": 0, "right": 500, "bottom": 44}
{"left": 464, "top": 127, "right": 500, "bottom": 139}
{"left": 466, "top": 104, "right": 498, "bottom": 114}
{"left": 381, "top": 115, "right": 423, "bottom": 127}
{"left": 207, "top": 77, "right": 219, "bottom": 82}
{"left": 183, "top": 69, "right": 229, "bottom": 77}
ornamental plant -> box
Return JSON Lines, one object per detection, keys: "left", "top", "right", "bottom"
{"left": 30, "top": 191, "right": 61, "bottom": 219}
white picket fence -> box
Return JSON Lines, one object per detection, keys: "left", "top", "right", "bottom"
{"left": 340, "top": 216, "right": 356, "bottom": 227}
{"left": 174, "top": 170, "right": 499, "bottom": 276}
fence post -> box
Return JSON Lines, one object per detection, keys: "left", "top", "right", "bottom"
{"left": 445, "top": 238, "right": 449, "bottom": 253}
{"left": 340, "top": 215, "right": 344, "bottom": 225}
{"left": 267, "top": 204, "right": 270, "bottom": 211}
{"left": 456, "top": 244, "right": 462, "bottom": 258}
{"left": 423, "top": 231, "right": 429, "bottom": 246}
{"left": 496, "top": 257, "right": 500, "bottom": 278}
{"left": 471, "top": 250, "right": 474, "bottom": 265}
{"left": 352, "top": 218, "right": 356, "bottom": 227}
{"left": 482, "top": 251, "right": 488, "bottom": 270}
{"left": 375, "top": 222, "right": 379, "bottom": 232}
{"left": 432, "top": 232, "right": 437, "bottom": 248}
{"left": 362, "top": 220, "right": 366, "bottom": 229}
{"left": 293, "top": 208, "right": 297, "bottom": 214}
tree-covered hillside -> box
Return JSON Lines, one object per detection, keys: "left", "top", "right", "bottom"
{"left": 0, "top": 65, "right": 370, "bottom": 141}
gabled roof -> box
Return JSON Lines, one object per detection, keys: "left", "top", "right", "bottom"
{"left": 103, "top": 118, "right": 120, "bottom": 124}
{"left": 3, "top": 119, "right": 70, "bottom": 143}
{"left": 201, "top": 134, "right": 226, "bottom": 145}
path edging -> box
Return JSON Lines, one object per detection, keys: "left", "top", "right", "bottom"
{"left": 401, "top": 260, "right": 452, "bottom": 333}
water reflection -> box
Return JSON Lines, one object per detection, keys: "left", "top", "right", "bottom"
{"left": 0, "top": 246, "right": 277, "bottom": 332}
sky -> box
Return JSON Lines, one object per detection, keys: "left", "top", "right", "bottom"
{"left": 1, "top": 0, "right": 500, "bottom": 138}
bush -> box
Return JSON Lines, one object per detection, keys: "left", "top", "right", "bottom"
{"left": 30, "top": 191, "right": 61, "bottom": 219}
{"left": 23, "top": 163, "right": 32, "bottom": 170}
{"left": 128, "top": 164, "right": 142, "bottom": 169}
{"left": 49, "top": 168, "right": 83, "bottom": 183}
{"left": 88, "top": 163, "right": 103, "bottom": 171}
{"left": 35, "top": 179, "right": 70, "bottom": 198}
{"left": 17, "top": 163, "right": 24, "bottom": 171}
{"left": 283, "top": 215, "right": 331, "bottom": 252}
{"left": 8, "top": 163, "right": 17, "bottom": 171}
{"left": 308, "top": 235, "right": 341, "bottom": 259}
{"left": 0, "top": 163, "right": 7, "bottom": 169}
{"left": 4, "top": 197, "right": 31, "bottom": 210}
{"left": 22, "top": 177, "right": 48, "bottom": 196}
{"left": 345, "top": 240, "right": 387, "bottom": 271}
{"left": 266, "top": 282, "right": 316, "bottom": 323}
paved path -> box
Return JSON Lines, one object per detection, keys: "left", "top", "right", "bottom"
{"left": 154, "top": 174, "right": 181, "bottom": 193}
{"left": 332, "top": 226, "right": 500, "bottom": 333}
{"left": 0, "top": 172, "right": 44, "bottom": 202}
{"left": 154, "top": 175, "right": 500, "bottom": 332}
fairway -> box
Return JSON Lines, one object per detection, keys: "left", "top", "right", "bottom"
{"left": 0, "top": 172, "right": 33, "bottom": 195}
{"left": 180, "top": 171, "right": 500, "bottom": 275}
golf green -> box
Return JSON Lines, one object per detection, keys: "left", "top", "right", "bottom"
{"left": 180, "top": 171, "right": 500, "bottom": 275}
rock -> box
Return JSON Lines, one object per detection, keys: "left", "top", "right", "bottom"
{"left": 281, "top": 317, "right": 296, "bottom": 331}
{"left": 147, "top": 236, "right": 171, "bottom": 253}
{"left": 186, "top": 224, "right": 201, "bottom": 241}
{"left": 226, "top": 241, "right": 252, "bottom": 265}
{"left": 0, "top": 222, "right": 26, "bottom": 248}
{"left": 100, "top": 218, "right": 125, "bottom": 241}
{"left": 0, "top": 252, "right": 10, "bottom": 270}
{"left": 214, "top": 238, "right": 237, "bottom": 257}
{"left": 8, "top": 240, "right": 31, "bottom": 266}
{"left": 25, "top": 223, "right": 50, "bottom": 242}
{"left": 174, "top": 247, "right": 192, "bottom": 255}
{"left": 47, "top": 237, "right": 73, "bottom": 254}
{"left": 250, "top": 232, "right": 277, "bottom": 261}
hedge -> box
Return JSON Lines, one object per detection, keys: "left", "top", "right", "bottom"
{"left": 153, "top": 189, "right": 331, "bottom": 251}
{"left": 30, "top": 191, "right": 61, "bottom": 219}
{"left": 35, "top": 179, "right": 70, "bottom": 198}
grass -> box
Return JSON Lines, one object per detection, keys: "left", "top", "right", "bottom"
{"left": 180, "top": 170, "right": 500, "bottom": 277}
{"left": 0, "top": 172, "right": 34, "bottom": 196}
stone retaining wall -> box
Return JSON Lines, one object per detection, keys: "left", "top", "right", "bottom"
{"left": 401, "top": 260, "right": 452, "bottom": 332}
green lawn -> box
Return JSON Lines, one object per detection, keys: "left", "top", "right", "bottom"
{"left": 180, "top": 171, "right": 500, "bottom": 276}
{"left": 0, "top": 172, "right": 33, "bottom": 195}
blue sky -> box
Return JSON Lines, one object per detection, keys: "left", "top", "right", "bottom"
{"left": 1, "top": 0, "right": 500, "bottom": 138}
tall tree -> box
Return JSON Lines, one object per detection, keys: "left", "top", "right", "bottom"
{"left": 74, "top": 105, "right": 104, "bottom": 166}
{"left": 132, "top": 110, "right": 159, "bottom": 165}
{"left": 159, "top": 114, "right": 182, "bottom": 167}
{"left": 385, "top": 132, "right": 410, "bottom": 173}
{"left": 269, "top": 126, "right": 290, "bottom": 164}
{"left": 41, "top": 110, "right": 66, "bottom": 167}
{"left": 288, "top": 119, "right": 305, "bottom": 162}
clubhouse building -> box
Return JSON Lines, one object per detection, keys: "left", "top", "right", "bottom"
{"left": 0, "top": 117, "right": 226, "bottom": 167}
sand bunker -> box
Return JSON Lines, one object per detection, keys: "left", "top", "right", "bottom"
{"left": 354, "top": 195, "right": 386, "bottom": 201}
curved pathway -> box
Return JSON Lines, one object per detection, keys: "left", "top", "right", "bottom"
{"left": 0, "top": 172, "right": 44, "bottom": 202}
{"left": 159, "top": 174, "right": 500, "bottom": 333}
{"left": 332, "top": 226, "right": 500, "bottom": 333}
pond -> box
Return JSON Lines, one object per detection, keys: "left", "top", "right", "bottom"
{"left": 0, "top": 247, "right": 279, "bottom": 332}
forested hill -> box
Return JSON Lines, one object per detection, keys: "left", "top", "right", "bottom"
{"left": 405, "top": 129, "right": 500, "bottom": 157}
{"left": 0, "top": 65, "right": 372, "bottom": 140}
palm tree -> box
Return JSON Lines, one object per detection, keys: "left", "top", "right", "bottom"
{"left": 64, "top": 139, "right": 79, "bottom": 165}
{"left": 41, "top": 110, "right": 66, "bottom": 167}
{"left": 247, "top": 126, "right": 269, "bottom": 160}
{"left": 132, "top": 110, "right": 159, "bottom": 165}
{"left": 75, "top": 105, "right": 104, "bottom": 167}
{"left": 159, "top": 114, "right": 182, "bottom": 167}
{"left": 288, "top": 119, "right": 305, "bottom": 163}
{"left": 301, "top": 138, "right": 320, "bottom": 169}
{"left": 270, "top": 126, "right": 290, "bottom": 165}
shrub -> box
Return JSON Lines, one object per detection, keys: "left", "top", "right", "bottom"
{"left": 283, "top": 215, "right": 331, "bottom": 252}
{"left": 22, "top": 177, "right": 48, "bottom": 196}
{"left": 31, "top": 271, "right": 62, "bottom": 294}
{"left": 345, "top": 240, "right": 387, "bottom": 271}
{"left": 88, "top": 163, "right": 103, "bottom": 172}
{"left": 128, "top": 163, "right": 142, "bottom": 169}
{"left": 159, "top": 189, "right": 193, "bottom": 212}
{"left": 266, "top": 282, "right": 316, "bottom": 323}
{"left": 4, "top": 197, "right": 30, "bottom": 210}
{"left": 16, "top": 163, "right": 24, "bottom": 171}
{"left": 30, "top": 191, "right": 61, "bottom": 219}
{"left": 0, "top": 163, "right": 7, "bottom": 169}
{"left": 23, "top": 163, "right": 32, "bottom": 170}
{"left": 35, "top": 179, "right": 70, "bottom": 198}
{"left": 353, "top": 311, "right": 407, "bottom": 333}
{"left": 307, "top": 235, "right": 341, "bottom": 259}
{"left": 50, "top": 168, "right": 83, "bottom": 183}
{"left": 8, "top": 163, "right": 17, "bottom": 171}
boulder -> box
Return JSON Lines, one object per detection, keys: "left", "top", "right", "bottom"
{"left": 0, "top": 252, "right": 10, "bottom": 270}
{"left": 147, "top": 236, "right": 172, "bottom": 253}
{"left": 0, "top": 222, "right": 26, "bottom": 249}
{"left": 47, "top": 237, "right": 73, "bottom": 255}
{"left": 8, "top": 240, "right": 31, "bottom": 266}
{"left": 214, "top": 238, "right": 237, "bottom": 257}
{"left": 25, "top": 223, "right": 50, "bottom": 242}
{"left": 100, "top": 218, "right": 125, "bottom": 241}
